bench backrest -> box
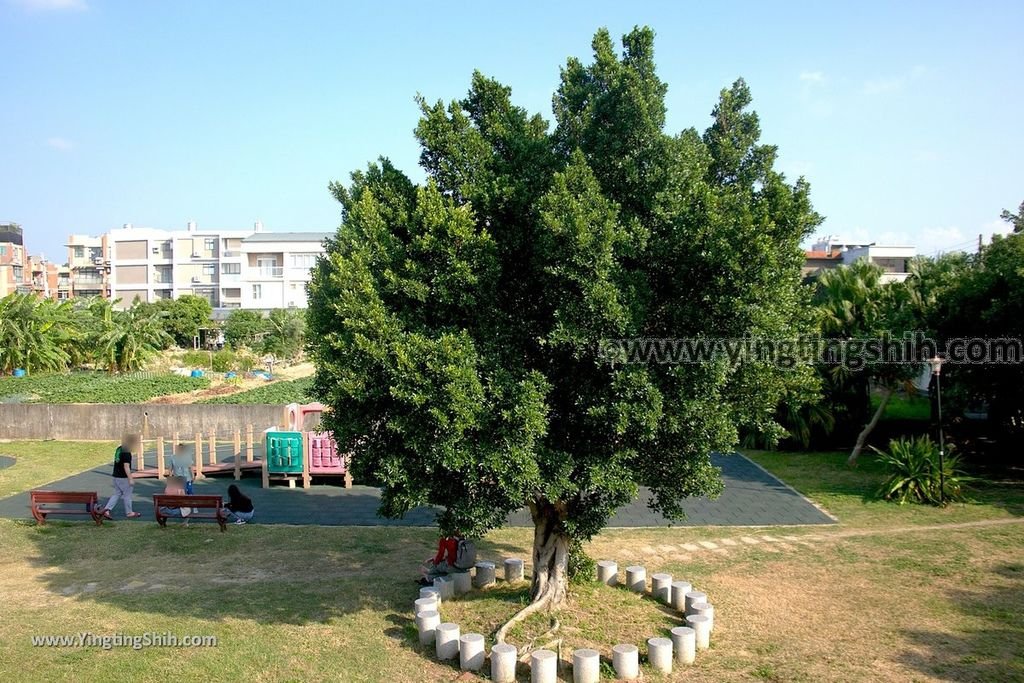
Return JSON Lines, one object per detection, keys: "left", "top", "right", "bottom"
{"left": 154, "top": 495, "right": 223, "bottom": 508}
{"left": 31, "top": 491, "right": 96, "bottom": 504}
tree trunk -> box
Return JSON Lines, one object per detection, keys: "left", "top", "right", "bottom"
{"left": 529, "top": 499, "right": 569, "bottom": 608}
{"left": 494, "top": 499, "right": 569, "bottom": 644}
{"left": 848, "top": 385, "right": 893, "bottom": 466}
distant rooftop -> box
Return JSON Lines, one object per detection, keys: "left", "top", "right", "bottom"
{"left": 242, "top": 231, "right": 333, "bottom": 243}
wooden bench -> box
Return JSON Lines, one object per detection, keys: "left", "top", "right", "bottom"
{"left": 153, "top": 494, "right": 227, "bottom": 532}
{"left": 30, "top": 490, "right": 103, "bottom": 525}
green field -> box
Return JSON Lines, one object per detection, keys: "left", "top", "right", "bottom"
{"left": 1, "top": 443, "right": 1021, "bottom": 682}
{"left": 199, "top": 377, "right": 313, "bottom": 405}
{"left": 0, "top": 373, "right": 210, "bottom": 404}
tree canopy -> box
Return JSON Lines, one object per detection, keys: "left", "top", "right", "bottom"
{"left": 307, "top": 27, "right": 820, "bottom": 616}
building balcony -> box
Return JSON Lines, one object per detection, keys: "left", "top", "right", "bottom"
{"left": 248, "top": 266, "right": 284, "bottom": 279}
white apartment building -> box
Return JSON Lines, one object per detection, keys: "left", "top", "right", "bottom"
{"left": 240, "top": 232, "right": 332, "bottom": 310}
{"left": 803, "top": 236, "right": 916, "bottom": 283}
{"left": 67, "top": 221, "right": 331, "bottom": 311}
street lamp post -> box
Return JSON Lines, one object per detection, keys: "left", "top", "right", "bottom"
{"left": 929, "top": 356, "right": 946, "bottom": 505}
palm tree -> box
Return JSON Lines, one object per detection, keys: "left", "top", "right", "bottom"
{"left": 98, "top": 304, "right": 172, "bottom": 372}
{"left": 0, "top": 293, "right": 75, "bottom": 374}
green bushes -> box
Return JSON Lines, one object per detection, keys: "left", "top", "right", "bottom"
{"left": 873, "top": 435, "right": 966, "bottom": 505}
{"left": 181, "top": 350, "right": 212, "bottom": 368}
{"left": 212, "top": 350, "right": 236, "bottom": 372}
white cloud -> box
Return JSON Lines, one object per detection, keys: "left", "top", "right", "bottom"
{"left": 46, "top": 137, "right": 74, "bottom": 151}
{"left": 799, "top": 71, "right": 826, "bottom": 85}
{"left": 10, "top": 0, "right": 87, "bottom": 10}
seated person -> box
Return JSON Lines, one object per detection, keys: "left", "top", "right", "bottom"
{"left": 223, "top": 484, "right": 254, "bottom": 525}
{"left": 157, "top": 476, "right": 192, "bottom": 524}
{"left": 419, "top": 533, "right": 473, "bottom": 585}
{"left": 167, "top": 444, "right": 195, "bottom": 495}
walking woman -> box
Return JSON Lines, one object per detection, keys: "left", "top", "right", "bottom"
{"left": 99, "top": 434, "right": 142, "bottom": 519}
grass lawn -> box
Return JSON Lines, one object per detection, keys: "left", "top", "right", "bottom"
{"left": 1, "top": 443, "right": 1022, "bottom": 682}
{"left": 873, "top": 392, "right": 931, "bottom": 422}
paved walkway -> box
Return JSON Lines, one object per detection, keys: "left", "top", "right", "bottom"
{"left": 0, "top": 452, "right": 835, "bottom": 527}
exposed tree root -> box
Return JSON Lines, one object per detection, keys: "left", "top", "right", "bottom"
{"left": 494, "top": 594, "right": 553, "bottom": 644}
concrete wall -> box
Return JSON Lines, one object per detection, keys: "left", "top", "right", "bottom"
{"left": 0, "top": 404, "right": 285, "bottom": 441}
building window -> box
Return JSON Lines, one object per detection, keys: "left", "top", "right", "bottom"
{"left": 0, "top": 245, "right": 6, "bottom": 256}
{"left": 203, "top": 264, "right": 216, "bottom": 276}
{"left": 73, "top": 246, "right": 85, "bottom": 258}
{"left": 252, "top": 284, "right": 262, "bottom": 300}
{"left": 222, "top": 263, "right": 241, "bottom": 275}
{"left": 290, "top": 253, "right": 317, "bottom": 269}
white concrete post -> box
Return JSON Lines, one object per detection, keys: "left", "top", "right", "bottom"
{"left": 416, "top": 610, "right": 440, "bottom": 645}
{"left": 572, "top": 648, "right": 600, "bottom": 683}
{"left": 670, "top": 626, "right": 696, "bottom": 664}
{"left": 453, "top": 570, "right": 473, "bottom": 595}
{"left": 625, "top": 565, "right": 646, "bottom": 592}
{"left": 459, "top": 633, "right": 485, "bottom": 671}
{"left": 490, "top": 642, "right": 518, "bottom": 683}
{"left": 686, "top": 614, "right": 712, "bottom": 650}
{"left": 530, "top": 648, "right": 557, "bottom": 683}
{"left": 612, "top": 644, "right": 640, "bottom": 679}
{"left": 434, "top": 575, "right": 455, "bottom": 600}
{"left": 684, "top": 590, "right": 707, "bottom": 616}
{"left": 647, "top": 637, "right": 673, "bottom": 673}
{"left": 414, "top": 597, "right": 437, "bottom": 615}
{"left": 420, "top": 586, "right": 441, "bottom": 608}
{"left": 474, "top": 561, "right": 496, "bottom": 588}
{"left": 692, "top": 601, "right": 715, "bottom": 632}
{"left": 596, "top": 560, "right": 618, "bottom": 586}
{"left": 670, "top": 581, "right": 692, "bottom": 612}
{"left": 504, "top": 558, "right": 525, "bottom": 582}
{"left": 651, "top": 573, "right": 672, "bottom": 603}
{"left": 435, "top": 622, "right": 461, "bottom": 660}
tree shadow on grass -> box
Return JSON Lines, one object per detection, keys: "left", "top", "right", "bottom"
{"left": 896, "top": 563, "right": 1024, "bottom": 682}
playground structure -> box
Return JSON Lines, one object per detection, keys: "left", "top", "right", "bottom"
{"left": 121, "top": 401, "right": 351, "bottom": 490}
{"left": 262, "top": 402, "right": 352, "bottom": 489}
{"left": 129, "top": 425, "right": 263, "bottom": 481}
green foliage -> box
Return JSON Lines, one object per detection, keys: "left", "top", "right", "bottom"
{"left": 0, "top": 372, "right": 209, "bottom": 404}
{"left": 872, "top": 435, "right": 966, "bottom": 505}
{"left": 140, "top": 294, "right": 213, "bottom": 348}
{"left": 95, "top": 304, "right": 173, "bottom": 372}
{"left": 200, "top": 377, "right": 313, "bottom": 404}
{"left": 212, "top": 350, "right": 236, "bottom": 372}
{"left": 181, "top": 350, "right": 212, "bottom": 369}
{"left": 567, "top": 538, "right": 596, "bottom": 585}
{"left": 262, "top": 309, "right": 305, "bottom": 359}
{"left": 308, "top": 26, "right": 819, "bottom": 553}
{"left": 224, "top": 310, "right": 266, "bottom": 349}
{"left": 0, "top": 294, "right": 78, "bottom": 374}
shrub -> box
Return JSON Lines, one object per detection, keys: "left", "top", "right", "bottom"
{"left": 212, "top": 350, "right": 236, "bottom": 372}
{"left": 181, "top": 350, "right": 211, "bottom": 369}
{"left": 567, "top": 538, "right": 596, "bottom": 585}
{"left": 872, "top": 435, "right": 966, "bottom": 505}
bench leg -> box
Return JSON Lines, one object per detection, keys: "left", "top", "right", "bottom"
{"left": 31, "top": 504, "right": 46, "bottom": 525}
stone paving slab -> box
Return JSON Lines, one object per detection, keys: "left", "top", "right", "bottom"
{"left": 0, "top": 452, "right": 835, "bottom": 527}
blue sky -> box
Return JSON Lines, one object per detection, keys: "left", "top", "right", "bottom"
{"left": 2, "top": 0, "right": 1021, "bottom": 262}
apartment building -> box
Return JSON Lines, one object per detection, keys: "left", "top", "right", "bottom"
{"left": 803, "top": 236, "right": 916, "bottom": 283}
{"left": 0, "top": 223, "right": 29, "bottom": 297}
{"left": 102, "top": 221, "right": 253, "bottom": 308}
{"left": 240, "top": 232, "right": 331, "bottom": 310}
{"left": 65, "top": 233, "right": 110, "bottom": 299}
{"left": 61, "top": 221, "right": 330, "bottom": 310}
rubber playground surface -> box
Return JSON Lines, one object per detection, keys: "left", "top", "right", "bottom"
{"left": 0, "top": 451, "right": 835, "bottom": 527}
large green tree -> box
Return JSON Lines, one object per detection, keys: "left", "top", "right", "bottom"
{"left": 307, "top": 27, "right": 819, "bottom": 627}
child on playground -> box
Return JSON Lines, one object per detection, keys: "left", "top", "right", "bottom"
{"left": 167, "top": 443, "right": 195, "bottom": 495}
{"left": 98, "top": 434, "right": 142, "bottom": 519}
{"left": 223, "top": 484, "right": 254, "bottom": 525}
